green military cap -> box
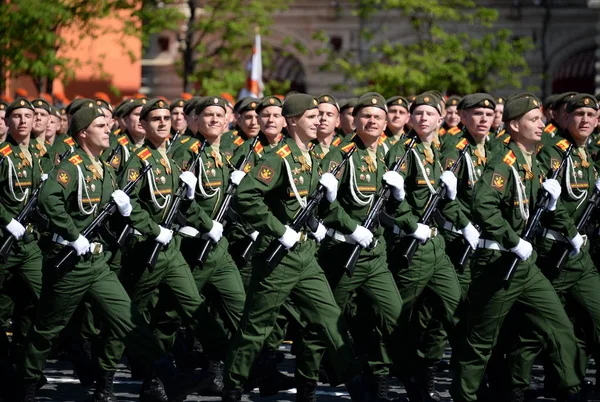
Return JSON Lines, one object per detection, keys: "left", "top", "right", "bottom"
{"left": 169, "top": 98, "right": 186, "bottom": 111}
{"left": 256, "top": 96, "right": 283, "bottom": 114}
{"left": 66, "top": 98, "right": 96, "bottom": 116}
{"left": 352, "top": 93, "right": 388, "bottom": 116}
{"left": 461, "top": 93, "right": 496, "bottom": 110}
{"left": 282, "top": 93, "right": 319, "bottom": 118}
{"left": 386, "top": 96, "right": 409, "bottom": 110}
{"left": 446, "top": 95, "right": 461, "bottom": 108}
{"left": 95, "top": 99, "right": 113, "bottom": 112}
{"left": 552, "top": 92, "right": 577, "bottom": 110}
{"left": 0, "top": 100, "right": 8, "bottom": 112}
{"left": 140, "top": 99, "right": 170, "bottom": 120}
{"left": 595, "top": 93, "right": 600, "bottom": 102}
{"left": 183, "top": 97, "right": 203, "bottom": 115}
{"left": 565, "top": 93, "right": 599, "bottom": 113}
{"left": 70, "top": 106, "right": 105, "bottom": 135}
{"left": 49, "top": 105, "right": 61, "bottom": 118}
{"left": 233, "top": 98, "right": 245, "bottom": 114}
{"left": 121, "top": 98, "right": 148, "bottom": 117}
{"left": 423, "top": 90, "right": 443, "bottom": 102}
{"left": 59, "top": 107, "right": 66, "bottom": 116}
{"left": 237, "top": 97, "right": 260, "bottom": 114}
{"left": 502, "top": 94, "right": 541, "bottom": 122}
{"left": 409, "top": 93, "right": 442, "bottom": 115}
{"left": 112, "top": 99, "right": 131, "bottom": 118}
{"left": 543, "top": 94, "right": 559, "bottom": 110}
{"left": 195, "top": 96, "right": 227, "bottom": 115}
{"left": 31, "top": 98, "right": 51, "bottom": 112}
{"left": 339, "top": 97, "right": 358, "bottom": 112}
{"left": 6, "top": 98, "right": 34, "bottom": 117}
{"left": 317, "top": 93, "right": 340, "bottom": 111}
{"left": 496, "top": 96, "right": 506, "bottom": 105}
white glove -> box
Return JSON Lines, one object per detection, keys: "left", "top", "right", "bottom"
{"left": 207, "top": 220, "right": 223, "bottom": 243}
{"left": 349, "top": 225, "right": 373, "bottom": 248}
{"left": 440, "top": 171, "right": 457, "bottom": 200}
{"left": 111, "top": 190, "right": 132, "bottom": 217}
{"left": 319, "top": 173, "right": 338, "bottom": 203}
{"left": 230, "top": 170, "right": 246, "bottom": 186}
{"left": 156, "top": 226, "right": 173, "bottom": 245}
{"left": 179, "top": 171, "right": 197, "bottom": 200}
{"left": 383, "top": 171, "right": 405, "bottom": 201}
{"left": 5, "top": 219, "right": 26, "bottom": 240}
{"left": 461, "top": 223, "right": 480, "bottom": 250}
{"left": 510, "top": 238, "right": 533, "bottom": 261}
{"left": 410, "top": 223, "right": 431, "bottom": 243}
{"left": 278, "top": 225, "right": 300, "bottom": 249}
{"left": 311, "top": 223, "right": 327, "bottom": 243}
{"left": 542, "top": 179, "right": 561, "bottom": 211}
{"left": 40, "top": 173, "right": 48, "bottom": 182}
{"left": 595, "top": 178, "right": 600, "bottom": 192}
{"left": 249, "top": 231, "right": 259, "bottom": 241}
{"left": 68, "top": 234, "right": 90, "bottom": 256}
{"left": 568, "top": 233, "right": 584, "bottom": 256}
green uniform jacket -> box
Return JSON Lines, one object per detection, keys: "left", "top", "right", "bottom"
{"left": 230, "top": 132, "right": 281, "bottom": 174}
{"left": 101, "top": 131, "right": 143, "bottom": 177}
{"left": 310, "top": 135, "right": 344, "bottom": 164}
{"left": 167, "top": 128, "right": 196, "bottom": 157}
{"left": 380, "top": 129, "right": 406, "bottom": 154}
{"left": 438, "top": 123, "right": 463, "bottom": 148}
{"left": 40, "top": 134, "right": 77, "bottom": 173}
{"left": 220, "top": 129, "right": 248, "bottom": 161}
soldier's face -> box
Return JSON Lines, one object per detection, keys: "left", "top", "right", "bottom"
{"left": 171, "top": 107, "right": 187, "bottom": 133}
{"left": 317, "top": 103, "right": 340, "bottom": 138}
{"left": 81, "top": 116, "right": 110, "bottom": 151}
{"left": 510, "top": 108, "right": 545, "bottom": 144}
{"left": 59, "top": 114, "right": 68, "bottom": 134}
{"left": 258, "top": 106, "right": 285, "bottom": 138}
{"left": 411, "top": 105, "right": 442, "bottom": 139}
{"left": 355, "top": 107, "right": 387, "bottom": 140}
{"left": 45, "top": 115, "right": 60, "bottom": 141}
{"left": 8, "top": 108, "right": 34, "bottom": 138}
{"left": 445, "top": 106, "right": 460, "bottom": 127}
{"left": 292, "top": 109, "right": 320, "bottom": 141}
{"left": 186, "top": 111, "right": 199, "bottom": 133}
{"left": 226, "top": 105, "right": 235, "bottom": 130}
{"left": 557, "top": 105, "right": 569, "bottom": 129}
{"left": 387, "top": 105, "right": 409, "bottom": 132}
{"left": 239, "top": 110, "right": 260, "bottom": 138}
{"left": 125, "top": 106, "right": 146, "bottom": 141}
{"left": 197, "top": 106, "right": 225, "bottom": 139}
{"left": 465, "top": 107, "right": 494, "bottom": 142}
{"left": 0, "top": 110, "right": 7, "bottom": 138}
{"left": 340, "top": 108, "right": 355, "bottom": 134}
{"left": 493, "top": 104, "right": 504, "bottom": 128}
{"left": 567, "top": 107, "right": 598, "bottom": 143}
{"left": 101, "top": 108, "right": 115, "bottom": 130}
{"left": 32, "top": 108, "right": 50, "bottom": 134}
{"left": 141, "top": 109, "right": 171, "bottom": 143}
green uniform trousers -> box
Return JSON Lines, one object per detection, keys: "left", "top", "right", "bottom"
{"left": 21, "top": 252, "right": 164, "bottom": 380}
{"left": 223, "top": 239, "right": 361, "bottom": 389}
{"left": 451, "top": 249, "right": 583, "bottom": 401}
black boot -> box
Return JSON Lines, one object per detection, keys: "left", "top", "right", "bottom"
{"left": 153, "top": 355, "right": 215, "bottom": 401}
{"left": 346, "top": 374, "right": 377, "bottom": 402}
{"left": 92, "top": 371, "right": 117, "bottom": 402}
{"left": 424, "top": 365, "right": 442, "bottom": 401}
{"left": 510, "top": 388, "right": 525, "bottom": 402}
{"left": 371, "top": 375, "right": 389, "bottom": 401}
{"left": 19, "top": 380, "right": 37, "bottom": 402}
{"left": 296, "top": 379, "right": 317, "bottom": 402}
{"left": 222, "top": 388, "right": 242, "bottom": 402}
{"left": 69, "top": 338, "right": 95, "bottom": 387}
{"left": 139, "top": 378, "right": 168, "bottom": 402}
{"left": 256, "top": 349, "right": 295, "bottom": 397}
{"left": 198, "top": 360, "right": 224, "bottom": 396}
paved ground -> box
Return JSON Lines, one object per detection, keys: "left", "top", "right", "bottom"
{"left": 16, "top": 344, "right": 600, "bottom": 401}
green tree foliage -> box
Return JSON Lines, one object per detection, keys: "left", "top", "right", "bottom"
{"left": 315, "top": 0, "right": 535, "bottom": 96}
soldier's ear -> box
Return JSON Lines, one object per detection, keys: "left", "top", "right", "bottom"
{"left": 509, "top": 119, "right": 519, "bottom": 133}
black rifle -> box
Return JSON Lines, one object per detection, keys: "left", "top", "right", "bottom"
{"left": 401, "top": 141, "right": 470, "bottom": 265}
{"left": 167, "top": 130, "right": 181, "bottom": 153}
{"left": 504, "top": 143, "right": 574, "bottom": 284}
{"left": 0, "top": 148, "right": 71, "bottom": 263}
{"left": 264, "top": 145, "right": 356, "bottom": 269}
{"left": 104, "top": 143, "right": 122, "bottom": 166}
{"left": 52, "top": 163, "right": 151, "bottom": 277}
{"left": 146, "top": 139, "right": 207, "bottom": 269}
{"left": 342, "top": 136, "right": 417, "bottom": 276}
{"left": 196, "top": 136, "right": 259, "bottom": 265}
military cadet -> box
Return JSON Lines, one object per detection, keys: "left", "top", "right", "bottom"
{"left": 382, "top": 96, "right": 410, "bottom": 153}
{"left": 17, "top": 106, "right": 210, "bottom": 402}
{"left": 96, "top": 99, "right": 114, "bottom": 128}
{"left": 384, "top": 92, "right": 462, "bottom": 399}
{"left": 0, "top": 98, "right": 44, "bottom": 371}
{"left": 543, "top": 92, "right": 577, "bottom": 144}
{"left": 491, "top": 97, "right": 505, "bottom": 136}
{"left": 506, "top": 93, "right": 600, "bottom": 398}
{"left": 339, "top": 97, "right": 358, "bottom": 137}
{"left": 451, "top": 94, "right": 584, "bottom": 402}
{"left": 58, "top": 107, "right": 69, "bottom": 136}
{"left": 0, "top": 100, "right": 8, "bottom": 143}
{"left": 221, "top": 97, "right": 260, "bottom": 159}
{"left": 438, "top": 95, "right": 463, "bottom": 148}
{"left": 29, "top": 98, "right": 51, "bottom": 160}
{"left": 111, "top": 98, "right": 134, "bottom": 136}
{"left": 45, "top": 106, "right": 61, "bottom": 146}
{"left": 222, "top": 93, "right": 372, "bottom": 402}
{"left": 312, "top": 93, "right": 342, "bottom": 162}
{"left": 117, "top": 98, "right": 229, "bottom": 400}
{"left": 544, "top": 94, "right": 560, "bottom": 124}
{"left": 169, "top": 98, "right": 187, "bottom": 140}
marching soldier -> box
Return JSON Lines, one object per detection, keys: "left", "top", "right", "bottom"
{"left": 221, "top": 97, "right": 261, "bottom": 159}
{"left": 44, "top": 106, "right": 61, "bottom": 147}
{"left": 29, "top": 99, "right": 51, "bottom": 160}
{"left": 338, "top": 97, "right": 358, "bottom": 138}
{"left": 0, "top": 101, "right": 7, "bottom": 143}
{"left": 381, "top": 96, "right": 410, "bottom": 153}
{"left": 312, "top": 93, "right": 342, "bottom": 162}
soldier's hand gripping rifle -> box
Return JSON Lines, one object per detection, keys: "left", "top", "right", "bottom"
{"left": 342, "top": 135, "right": 418, "bottom": 276}
{"left": 401, "top": 139, "right": 470, "bottom": 265}
{"left": 0, "top": 148, "right": 71, "bottom": 263}
{"left": 146, "top": 139, "right": 207, "bottom": 269}
{"left": 52, "top": 163, "right": 152, "bottom": 277}
{"left": 264, "top": 145, "right": 357, "bottom": 269}
{"left": 196, "top": 136, "right": 260, "bottom": 265}
{"left": 503, "top": 143, "right": 574, "bottom": 285}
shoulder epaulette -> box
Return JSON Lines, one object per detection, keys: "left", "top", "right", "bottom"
{"left": 503, "top": 135, "right": 510, "bottom": 145}
{"left": 439, "top": 128, "right": 447, "bottom": 136}
{"left": 254, "top": 142, "right": 264, "bottom": 154}
{"left": 117, "top": 136, "right": 129, "bottom": 146}
{"left": 190, "top": 140, "right": 200, "bottom": 153}
{"left": 448, "top": 127, "right": 461, "bottom": 136}
{"left": 455, "top": 138, "right": 469, "bottom": 151}
{"left": 69, "top": 154, "right": 83, "bottom": 166}
{"left": 555, "top": 139, "right": 570, "bottom": 152}
{"left": 544, "top": 123, "right": 556, "bottom": 133}
{"left": 137, "top": 148, "right": 152, "bottom": 161}
{"left": 64, "top": 137, "right": 75, "bottom": 146}
{"left": 181, "top": 137, "right": 190, "bottom": 144}
{"left": 0, "top": 144, "right": 12, "bottom": 157}
{"left": 233, "top": 136, "right": 244, "bottom": 147}
{"left": 341, "top": 143, "right": 355, "bottom": 154}
{"left": 275, "top": 144, "right": 292, "bottom": 159}
{"left": 503, "top": 150, "right": 516, "bottom": 166}
{"left": 378, "top": 136, "right": 386, "bottom": 145}
{"left": 496, "top": 129, "right": 506, "bottom": 138}
{"left": 332, "top": 137, "right": 342, "bottom": 147}
{"left": 112, "top": 128, "right": 122, "bottom": 136}
{"left": 233, "top": 130, "right": 239, "bottom": 136}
